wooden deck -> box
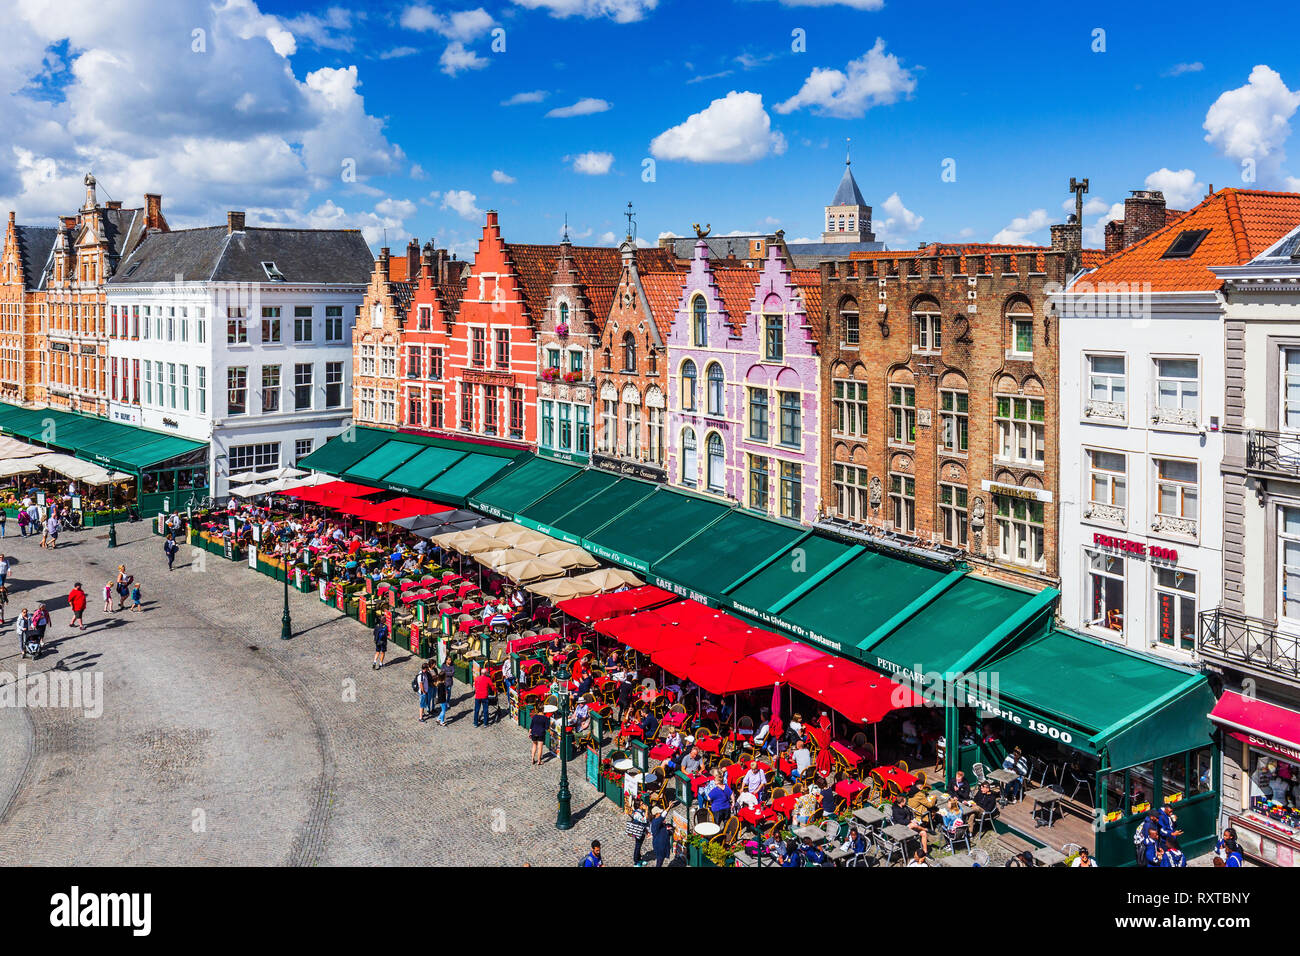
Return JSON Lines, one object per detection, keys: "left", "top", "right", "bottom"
{"left": 995, "top": 792, "right": 1095, "bottom": 858}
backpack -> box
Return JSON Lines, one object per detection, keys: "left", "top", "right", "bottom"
{"left": 412, "top": 676, "right": 420, "bottom": 694}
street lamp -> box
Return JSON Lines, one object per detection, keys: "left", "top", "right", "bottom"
{"left": 106, "top": 479, "right": 118, "bottom": 549}
{"left": 279, "top": 535, "right": 293, "bottom": 640}
{"left": 548, "top": 649, "right": 573, "bottom": 830}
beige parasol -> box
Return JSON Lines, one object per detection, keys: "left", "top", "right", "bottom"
{"left": 569, "top": 567, "right": 644, "bottom": 592}
{"left": 543, "top": 547, "right": 600, "bottom": 571}
{"left": 496, "top": 557, "right": 565, "bottom": 584}
{"left": 526, "top": 577, "right": 603, "bottom": 600}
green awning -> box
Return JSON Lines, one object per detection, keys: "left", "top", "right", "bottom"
{"left": 724, "top": 535, "right": 859, "bottom": 616}
{"left": 651, "top": 511, "right": 805, "bottom": 601}
{"left": 774, "top": 549, "right": 949, "bottom": 657}
{"left": 469, "top": 456, "right": 582, "bottom": 519}
{"left": 0, "top": 401, "right": 207, "bottom": 473}
{"left": 583, "top": 488, "right": 731, "bottom": 573}
{"left": 975, "top": 628, "right": 1217, "bottom": 768}
{"left": 298, "top": 427, "right": 525, "bottom": 506}
{"left": 864, "top": 576, "right": 1050, "bottom": 677}
{"left": 517, "top": 468, "right": 623, "bottom": 531}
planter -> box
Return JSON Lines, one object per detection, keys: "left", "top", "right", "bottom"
{"left": 602, "top": 775, "right": 625, "bottom": 805}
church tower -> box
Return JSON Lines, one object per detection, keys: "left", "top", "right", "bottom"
{"left": 822, "top": 141, "right": 874, "bottom": 244}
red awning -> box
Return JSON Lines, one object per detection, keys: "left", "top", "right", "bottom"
{"left": 600, "top": 611, "right": 701, "bottom": 655}
{"left": 652, "top": 640, "right": 781, "bottom": 697}
{"left": 288, "top": 480, "right": 384, "bottom": 505}
{"left": 352, "top": 497, "right": 451, "bottom": 523}
{"left": 749, "top": 642, "right": 829, "bottom": 677}
{"left": 1211, "top": 690, "right": 1300, "bottom": 762}
{"left": 557, "top": 585, "right": 679, "bottom": 623}
{"left": 783, "top": 657, "right": 920, "bottom": 725}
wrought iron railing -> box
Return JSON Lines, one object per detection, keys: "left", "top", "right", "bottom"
{"left": 1247, "top": 430, "right": 1300, "bottom": 480}
{"left": 1199, "top": 607, "right": 1300, "bottom": 680}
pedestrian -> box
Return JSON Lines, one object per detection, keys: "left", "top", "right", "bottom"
{"left": 129, "top": 581, "right": 143, "bottom": 611}
{"left": 163, "top": 533, "right": 179, "bottom": 571}
{"left": 473, "top": 667, "right": 494, "bottom": 728}
{"left": 439, "top": 659, "right": 455, "bottom": 723}
{"left": 67, "top": 582, "right": 86, "bottom": 631}
{"left": 417, "top": 662, "right": 433, "bottom": 722}
{"left": 650, "top": 806, "right": 672, "bottom": 867}
{"left": 529, "top": 708, "right": 548, "bottom": 765}
{"left": 500, "top": 655, "right": 516, "bottom": 698}
{"left": 0, "top": 582, "right": 7, "bottom": 626}
{"left": 626, "top": 801, "right": 649, "bottom": 867}
{"left": 44, "top": 513, "right": 60, "bottom": 550}
{"left": 434, "top": 665, "right": 450, "bottom": 725}
{"left": 0, "top": 509, "right": 7, "bottom": 538}
{"left": 102, "top": 580, "right": 113, "bottom": 613}
{"left": 580, "top": 840, "right": 603, "bottom": 867}
{"left": 0, "top": 553, "right": 9, "bottom": 590}
{"left": 372, "top": 618, "right": 389, "bottom": 669}
{"left": 115, "top": 566, "right": 131, "bottom": 611}
{"left": 16, "top": 509, "right": 28, "bottom": 537}
{"left": 16, "top": 608, "right": 31, "bottom": 658}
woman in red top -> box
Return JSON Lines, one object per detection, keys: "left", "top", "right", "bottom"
{"left": 67, "top": 582, "right": 87, "bottom": 631}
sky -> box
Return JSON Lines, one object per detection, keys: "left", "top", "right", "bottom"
{"left": 3, "top": 0, "right": 1299, "bottom": 258}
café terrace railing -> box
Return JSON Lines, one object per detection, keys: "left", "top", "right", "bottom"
{"left": 1246, "top": 429, "right": 1300, "bottom": 480}
{"left": 1199, "top": 607, "right": 1300, "bottom": 681}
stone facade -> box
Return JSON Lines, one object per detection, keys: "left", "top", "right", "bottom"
{"left": 819, "top": 248, "right": 1070, "bottom": 589}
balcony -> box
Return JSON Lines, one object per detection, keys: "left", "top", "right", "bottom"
{"left": 1247, "top": 429, "right": 1300, "bottom": 480}
{"left": 1199, "top": 607, "right": 1300, "bottom": 682}
{"left": 1082, "top": 502, "right": 1125, "bottom": 524}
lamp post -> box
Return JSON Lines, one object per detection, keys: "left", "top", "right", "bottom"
{"left": 550, "top": 650, "right": 573, "bottom": 830}
{"left": 106, "top": 479, "right": 118, "bottom": 549}
{"left": 279, "top": 536, "right": 293, "bottom": 640}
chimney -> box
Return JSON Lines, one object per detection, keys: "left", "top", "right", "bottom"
{"left": 437, "top": 249, "right": 449, "bottom": 286}
{"left": 406, "top": 238, "right": 419, "bottom": 280}
{"left": 7, "top": 211, "right": 13, "bottom": 227}
{"left": 1050, "top": 215, "right": 1083, "bottom": 273}
{"left": 144, "top": 193, "right": 163, "bottom": 230}
{"left": 106, "top": 200, "right": 123, "bottom": 210}
{"left": 420, "top": 241, "right": 435, "bottom": 281}
{"left": 1104, "top": 219, "right": 1126, "bottom": 256}
{"left": 378, "top": 247, "right": 390, "bottom": 281}
{"left": 226, "top": 210, "right": 245, "bottom": 234}
{"left": 485, "top": 210, "right": 499, "bottom": 230}
{"left": 1122, "top": 190, "right": 1167, "bottom": 249}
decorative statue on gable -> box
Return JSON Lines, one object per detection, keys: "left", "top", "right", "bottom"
{"left": 692, "top": 223, "right": 711, "bottom": 240}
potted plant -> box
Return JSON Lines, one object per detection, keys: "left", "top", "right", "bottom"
{"left": 562, "top": 371, "right": 581, "bottom": 384}
{"left": 555, "top": 322, "right": 569, "bottom": 338}
{"left": 542, "top": 367, "right": 560, "bottom": 382}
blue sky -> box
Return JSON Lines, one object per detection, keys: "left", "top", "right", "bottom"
{"left": 4, "top": 0, "right": 1299, "bottom": 255}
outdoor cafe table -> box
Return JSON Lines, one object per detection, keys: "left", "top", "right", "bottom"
{"left": 726, "top": 762, "right": 772, "bottom": 788}
{"left": 872, "top": 765, "right": 918, "bottom": 792}
{"left": 883, "top": 823, "right": 919, "bottom": 847}
{"left": 771, "top": 794, "right": 798, "bottom": 817}
{"left": 662, "top": 710, "right": 689, "bottom": 727}
{"left": 737, "top": 804, "right": 779, "bottom": 829}
{"left": 988, "top": 768, "right": 1020, "bottom": 790}
{"left": 1028, "top": 787, "right": 1065, "bottom": 828}
{"left": 830, "top": 741, "right": 868, "bottom": 769}
{"left": 648, "top": 742, "right": 677, "bottom": 761}
{"left": 1032, "top": 846, "right": 1067, "bottom": 867}
{"left": 690, "top": 775, "right": 711, "bottom": 794}
{"left": 518, "top": 686, "right": 549, "bottom": 704}
{"left": 694, "top": 737, "right": 722, "bottom": 755}
{"left": 794, "top": 826, "right": 828, "bottom": 844}
{"left": 825, "top": 845, "right": 854, "bottom": 865}
{"left": 937, "top": 853, "right": 977, "bottom": 867}
{"left": 853, "top": 806, "right": 887, "bottom": 829}
{"left": 835, "top": 779, "right": 867, "bottom": 801}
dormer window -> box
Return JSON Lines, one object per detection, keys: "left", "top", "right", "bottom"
{"left": 1161, "top": 229, "right": 1210, "bottom": 259}
{"left": 262, "top": 261, "right": 286, "bottom": 281}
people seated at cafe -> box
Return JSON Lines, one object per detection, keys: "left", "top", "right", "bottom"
{"left": 741, "top": 760, "right": 767, "bottom": 799}
{"left": 801, "top": 837, "right": 827, "bottom": 866}
{"left": 890, "top": 794, "right": 929, "bottom": 854}
{"left": 951, "top": 769, "right": 970, "bottom": 800}
{"left": 779, "top": 839, "right": 803, "bottom": 867}
{"left": 973, "top": 781, "right": 999, "bottom": 816}
{"left": 906, "top": 849, "right": 929, "bottom": 867}
{"left": 794, "top": 786, "right": 820, "bottom": 827}
{"left": 401, "top": 555, "right": 419, "bottom": 574}
{"left": 638, "top": 708, "right": 658, "bottom": 738}
{"left": 699, "top": 770, "right": 733, "bottom": 823}
{"left": 790, "top": 739, "right": 813, "bottom": 778}
{"left": 1071, "top": 847, "right": 1097, "bottom": 867}
{"left": 680, "top": 746, "right": 705, "bottom": 777}
{"left": 1001, "top": 746, "right": 1028, "bottom": 801}
{"left": 663, "top": 728, "right": 684, "bottom": 755}
{"left": 940, "top": 798, "right": 965, "bottom": 833}
{"left": 841, "top": 826, "right": 868, "bottom": 856}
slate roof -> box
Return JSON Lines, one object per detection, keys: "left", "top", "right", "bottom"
{"left": 1080, "top": 188, "right": 1300, "bottom": 292}
{"left": 108, "top": 225, "right": 374, "bottom": 285}
{"left": 661, "top": 235, "right": 884, "bottom": 264}
{"left": 830, "top": 164, "right": 867, "bottom": 207}
{"left": 12, "top": 225, "right": 57, "bottom": 289}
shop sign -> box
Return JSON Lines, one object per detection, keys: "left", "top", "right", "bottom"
{"left": 161, "top": 417, "right": 179, "bottom": 428}
{"left": 1233, "top": 730, "right": 1300, "bottom": 764}
{"left": 463, "top": 369, "right": 515, "bottom": 387}
{"left": 79, "top": 344, "right": 96, "bottom": 355}
{"left": 962, "top": 689, "right": 1085, "bottom": 748}
{"left": 651, "top": 576, "right": 714, "bottom": 606}
{"left": 981, "top": 480, "right": 1053, "bottom": 503}
{"left": 1092, "top": 532, "right": 1178, "bottom": 562}
{"left": 592, "top": 454, "right": 666, "bottom": 483}
{"left": 50, "top": 342, "right": 70, "bottom": 353}
{"left": 538, "top": 447, "right": 586, "bottom": 464}
{"left": 728, "top": 599, "right": 843, "bottom": 651}
{"left": 247, "top": 546, "right": 258, "bottom": 570}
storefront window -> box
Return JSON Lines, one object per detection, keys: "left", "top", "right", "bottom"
{"left": 1153, "top": 566, "right": 1196, "bottom": 652}
{"left": 1247, "top": 749, "right": 1300, "bottom": 833}
{"left": 1086, "top": 549, "right": 1125, "bottom": 636}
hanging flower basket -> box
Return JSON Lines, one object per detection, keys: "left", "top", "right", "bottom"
{"left": 555, "top": 323, "right": 569, "bottom": 337}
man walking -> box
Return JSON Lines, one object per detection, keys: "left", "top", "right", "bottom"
{"left": 417, "top": 662, "right": 433, "bottom": 722}
{"left": 439, "top": 659, "right": 455, "bottom": 725}
{"left": 372, "top": 618, "right": 388, "bottom": 669}
{"left": 650, "top": 807, "right": 672, "bottom": 867}
{"left": 163, "top": 533, "right": 179, "bottom": 571}
{"left": 473, "top": 667, "right": 494, "bottom": 728}
{"left": 66, "top": 582, "right": 87, "bottom": 631}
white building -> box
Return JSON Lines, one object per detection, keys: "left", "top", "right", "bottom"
{"left": 1056, "top": 190, "right": 1240, "bottom": 662}
{"left": 105, "top": 212, "right": 372, "bottom": 498}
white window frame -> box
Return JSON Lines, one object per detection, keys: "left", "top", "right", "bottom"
{"left": 1084, "top": 448, "right": 1127, "bottom": 526}
{"left": 1152, "top": 355, "right": 1200, "bottom": 427}
{"left": 1152, "top": 456, "right": 1198, "bottom": 540}
{"left": 1084, "top": 352, "right": 1127, "bottom": 423}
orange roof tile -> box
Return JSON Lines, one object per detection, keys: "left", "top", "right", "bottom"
{"left": 639, "top": 269, "right": 688, "bottom": 339}
{"left": 713, "top": 269, "right": 760, "bottom": 332}
{"left": 1081, "top": 188, "right": 1300, "bottom": 292}
{"left": 791, "top": 268, "right": 822, "bottom": 319}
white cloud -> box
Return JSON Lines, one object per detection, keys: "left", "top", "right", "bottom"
{"left": 1143, "top": 168, "right": 1205, "bottom": 208}
{"left": 649, "top": 91, "right": 787, "bottom": 163}
{"left": 770, "top": 0, "right": 883, "bottom": 7}
{"left": 599, "top": 230, "right": 617, "bottom": 243}
{"left": 410, "top": 163, "right": 426, "bottom": 179}
{"left": 992, "top": 209, "right": 1051, "bottom": 244}
{"left": 502, "top": 90, "right": 548, "bottom": 105}
{"left": 491, "top": 169, "right": 516, "bottom": 184}
{"left": 774, "top": 38, "right": 915, "bottom": 118}
{"left": 510, "top": 0, "right": 657, "bottom": 23}
{"left": 400, "top": 5, "right": 495, "bottom": 40}
{"left": 1204, "top": 65, "right": 1300, "bottom": 191}
{"left": 1061, "top": 196, "right": 1112, "bottom": 217}
{"left": 875, "top": 192, "right": 923, "bottom": 243}
{"left": 1163, "top": 62, "right": 1204, "bottom": 78}
{"left": 1082, "top": 202, "right": 1125, "bottom": 247}
{"left": 571, "top": 151, "right": 614, "bottom": 175}
{"left": 380, "top": 46, "right": 420, "bottom": 60}
{"left": 375, "top": 197, "right": 418, "bottom": 219}
{"left": 658, "top": 230, "right": 681, "bottom": 239}
{"left": 546, "top": 97, "right": 611, "bottom": 118}
{"left": 281, "top": 7, "right": 359, "bottom": 51}
{"left": 735, "top": 52, "right": 776, "bottom": 70}
{"left": 441, "top": 189, "right": 483, "bottom": 220}
{"left": 561, "top": 224, "right": 593, "bottom": 239}
{"left": 440, "top": 41, "right": 488, "bottom": 76}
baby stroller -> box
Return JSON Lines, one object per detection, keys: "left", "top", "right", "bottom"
{"left": 20, "top": 624, "right": 42, "bottom": 660}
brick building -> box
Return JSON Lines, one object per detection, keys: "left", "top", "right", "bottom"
{"left": 592, "top": 242, "right": 685, "bottom": 481}
{"left": 818, "top": 233, "right": 1101, "bottom": 588}
{"left": 353, "top": 239, "right": 464, "bottom": 433}
{"left": 0, "top": 212, "right": 57, "bottom": 405}
{"left": 1, "top": 174, "right": 166, "bottom": 416}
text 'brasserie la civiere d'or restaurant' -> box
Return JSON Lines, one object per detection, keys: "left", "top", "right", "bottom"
{"left": 216, "top": 427, "right": 1223, "bottom": 866}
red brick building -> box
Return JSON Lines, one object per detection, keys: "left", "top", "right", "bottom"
{"left": 592, "top": 244, "right": 686, "bottom": 481}
{"left": 818, "top": 235, "right": 1102, "bottom": 589}
{"left": 0, "top": 212, "right": 57, "bottom": 405}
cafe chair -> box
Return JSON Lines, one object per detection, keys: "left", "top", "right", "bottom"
{"left": 694, "top": 807, "right": 714, "bottom": 827}
{"left": 1062, "top": 843, "right": 1083, "bottom": 860}
{"left": 823, "top": 819, "right": 842, "bottom": 843}
{"left": 873, "top": 826, "right": 909, "bottom": 866}
{"left": 943, "top": 822, "right": 971, "bottom": 855}
{"left": 1066, "top": 768, "right": 1094, "bottom": 807}
{"left": 971, "top": 807, "right": 996, "bottom": 837}
{"left": 851, "top": 732, "right": 869, "bottom": 753}
{"left": 912, "top": 770, "right": 927, "bottom": 788}
{"left": 972, "top": 762, "right": 990, "bottom": 788}
{"left": 712, "top": 816, "right": 742, "bottom": 847}
{"left": 970, "top": 848, "right": 990, "bottom": 867}
{"left": 894, "top": 759, "right": 909, "bottom": 773}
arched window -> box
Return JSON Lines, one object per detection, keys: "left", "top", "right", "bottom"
{"left": 706, "top": 432, "right": 725, "bottom": 492}
{"left": 681, "top": 428, "right": 697, "bottom": 486}
{"left": 839, "top": 297, "right": 860, "bottom": 346}
{"left": 706, "top": 362, "right": 724, "bottom": 416}
{"left": 558, "top": 301, "right": 569, "bottom": 328}
{"left": 681, "top": 360, "right": 697, "bottom": 411}
{"left": 622, "top": 331, "right": 636, "bottom": 371}
{"left": 648, "top": 347, "right": 658, "bottom": 375}
{"left": 692, "top": 295, "right": 708, "bottom": 348}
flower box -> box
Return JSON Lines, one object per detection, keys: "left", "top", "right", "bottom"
{"left": 555, "top": 323, "right": 569, "bottom": 337}
{"left": 562, "top": 371, "right": 581, "bottom": 384}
